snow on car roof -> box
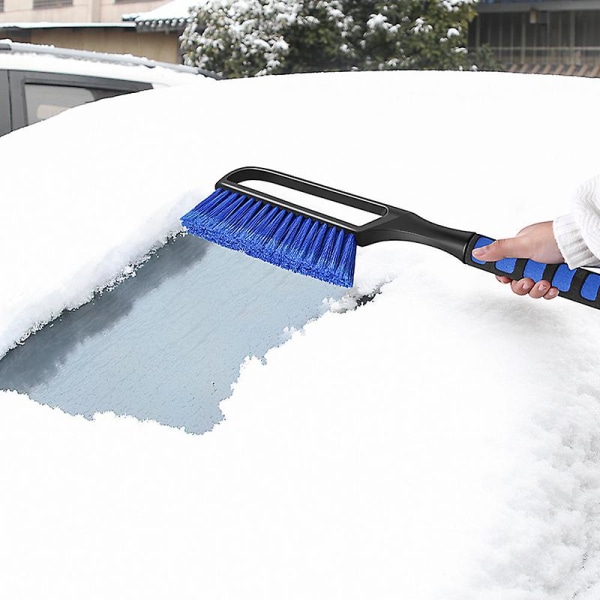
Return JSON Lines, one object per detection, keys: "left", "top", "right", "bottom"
{"left": 0, "top": 39, "right": 215, "bottom": 84}
{"left": 1, "top": 69, "right": 600, "bottom": 598}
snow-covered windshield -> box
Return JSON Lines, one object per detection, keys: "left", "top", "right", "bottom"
{"left": 1, "top": 69, "right": 600, "bottom": 598}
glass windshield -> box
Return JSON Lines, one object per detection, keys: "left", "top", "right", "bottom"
{"left": 0, "top": 234, "right": 342, "bottom": 434}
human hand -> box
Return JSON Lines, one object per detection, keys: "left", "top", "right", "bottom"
{"left": 471, "top": 221, "right": 563, "bottom": 300}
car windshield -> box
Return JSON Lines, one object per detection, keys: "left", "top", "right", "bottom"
{"left": 0, "top": 234, "right": 343, "bottom": 434}
{"left": 4, "top": 58, "right": 600, "bottom": 600}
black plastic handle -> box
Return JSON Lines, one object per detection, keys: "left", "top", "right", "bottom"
{"left": 465, "top": 235, "right": 600, "bottom": 309}
{"left": 218, "top": 168, "right": 600, "bottom": 309}
{"left": 218, "top": 167, "right": 475, "bottom": 259}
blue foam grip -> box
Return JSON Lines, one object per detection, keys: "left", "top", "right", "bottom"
{"left": 495, "top": 257, "right": 517, "bottom": 274}
{"left": 471, "top": 237, "right": 493, "bottom": 265}
{"left": 581, "top": 273, "right": 600, "bottom": 301}
{"left": 472, "top": 237, "right": 524, "bottom": 275}
{"left": 551, "top": 264, "right": 576, "bottom": 292}
{"left": 523, "top": 259, "right": 546, "bottom": 281}
{"left": 466, "top": 234, "right": 600, "bottom": 309}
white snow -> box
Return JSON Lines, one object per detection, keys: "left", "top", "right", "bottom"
{"left": 2, "top": 69, "right": 600, "bottom": 598}
{"left": 0, "top": 43, "right": 203, "bottom": 85}
{"left": 130, "top": 0, "right": 205, "bottom": 21}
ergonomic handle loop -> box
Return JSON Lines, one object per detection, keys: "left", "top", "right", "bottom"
{"left": 465, "top": 235, "right": 600, "bottom": 309}
{"left": 218, "top": 166, "right": 387, "bottom": 231}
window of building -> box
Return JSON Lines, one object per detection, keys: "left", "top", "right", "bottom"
{"left": 33, "top": 0, "right": 73, "bottom": 9}
{"left": 470, "top": 9, "right": 600, "bottom": 65}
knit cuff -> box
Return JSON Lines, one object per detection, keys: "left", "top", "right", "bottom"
{"left": 553, "top": 213, "right": 598, "bottom": 268}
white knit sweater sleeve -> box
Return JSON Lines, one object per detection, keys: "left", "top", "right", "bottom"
{"left": 553, "top": 174, "right": 600, "bottom": 268}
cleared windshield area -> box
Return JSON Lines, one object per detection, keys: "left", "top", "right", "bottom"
{"left": 0, "top": 234, "right": 343, "bottom": 434}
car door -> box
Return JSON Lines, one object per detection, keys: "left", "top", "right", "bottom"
{"left": 0, "top": 70, "right": 11, "bottom": 136}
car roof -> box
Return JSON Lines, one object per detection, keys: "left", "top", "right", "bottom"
{"left": 0, "top": 39, "right": 219, "bottom": 85}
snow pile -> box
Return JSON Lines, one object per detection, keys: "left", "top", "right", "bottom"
{"left": 2, "top": 70, "right": 600, "bottom": 598}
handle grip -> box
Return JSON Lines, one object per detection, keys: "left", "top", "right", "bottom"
{"left": 465, "top": 235, "right": 600, "bottom": 309}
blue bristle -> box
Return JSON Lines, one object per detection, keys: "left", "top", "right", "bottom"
{"left": 284, "top": 218, "right": 315, "bottom": 269}
{"left": 301, "top": 222, "right": 327, "bottom": 272}
{"left": 259, "top": 210, "right": 295, "bottom": 262}
{"left": 248, "top": 205, "right": 288, "bottom": 250}
{"left": 180, "top": 188, "right": 357, "bottom": 287}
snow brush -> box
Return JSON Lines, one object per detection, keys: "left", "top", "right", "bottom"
{"left": 181, "top": 166, "right": 600, "bottom": 310}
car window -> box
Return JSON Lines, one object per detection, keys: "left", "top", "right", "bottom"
{"left": 6, "top": 71, "right": 152, "bottom": 133}
{"left": 24, "top": 83, "right": 132, "bottom": 124}
{"left": 0, "top": 234, "right": 343, "bottom": 434}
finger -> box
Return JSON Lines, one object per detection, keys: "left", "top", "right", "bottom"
{"left": 472, "top": 237, "right": 530, "bottom": 262}
{"left": 528, "top": 280, "right": 552, "bottom": 299}
{"left": 510, "top": 278, "right": 534, "bottom": 296}
{"left": 496, "top": 275, "right": 512, "bottom": 284}
{"left": 543, "top": 287, "right": 559, "bottom": 300}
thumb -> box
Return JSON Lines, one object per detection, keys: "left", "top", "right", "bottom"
{"left": 472, "top": 237, "right": 530, "bottom": 262}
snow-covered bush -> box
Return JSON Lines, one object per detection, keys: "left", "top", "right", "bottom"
{"left": 181, "top": 0, "right": 301, "bottom": 78}
{"left": 181, "top": 0, "right": 479, "bottom": 78}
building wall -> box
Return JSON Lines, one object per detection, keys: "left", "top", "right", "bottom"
{"left": 0, "top": 0, "right": 165, "bottom": 23}
{"left": 28, "top": 28, "right": 180, "bottom": 62}
{"left": 0, "top": 0, "right": 183, "bottom": 64}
